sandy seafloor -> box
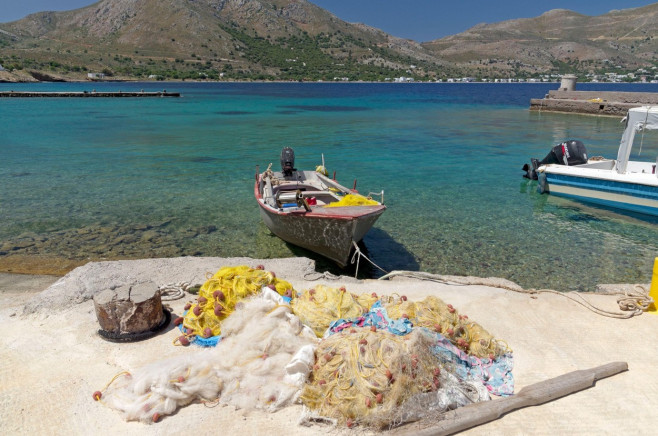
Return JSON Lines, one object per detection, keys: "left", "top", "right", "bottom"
{"left": 1, "top": 256, "right": 657, "bottom": 435}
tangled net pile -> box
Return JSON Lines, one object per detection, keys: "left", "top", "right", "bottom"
{"left": 300, "top": 328, "right": 442, "bottom": 428}
{"left": 382, "top": 295, "right": 508, "bottom": 359}
{"left": 293, "top": 288, "right": 510, "bottom": 428}
{"left": 95, "top": 268, "right": 512, "bottom": 429}
{"left": 178, "top": 265, "right": 294, "bottom": 343}
{"left": 291, "top": 284, "right": 375, "bottom": 336}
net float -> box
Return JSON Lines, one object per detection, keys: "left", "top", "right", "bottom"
{"left": 173, "top": 316, "right": 184, "bottom": 326}
{"left": 213, "top": 290, "right": 225, "bottom": 301}
{"left": 179, "top": 335, "right": 190, "bottom": 346}
{"left": 92, "top": 391, "right": 102, "bottom": 401}
{"left": 193, "top": 305, "right": 202, "bottom": 316}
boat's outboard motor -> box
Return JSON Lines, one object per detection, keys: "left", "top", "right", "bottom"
{"left": 280, "top": 147, "right": 296, "bottom": 177}
{"left": 522, "top": 139, "right": 588, "bottom": 180}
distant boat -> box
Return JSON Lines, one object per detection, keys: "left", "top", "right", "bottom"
{"left": 255, "top": 148, "right": 386, "bottom": 266}
{"left": 523, "top": 106, "right": 658, "bottom": 217}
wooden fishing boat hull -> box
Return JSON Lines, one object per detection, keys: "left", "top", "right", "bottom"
{"left": 256, "top": 199, "right": 386, "bottom": 267}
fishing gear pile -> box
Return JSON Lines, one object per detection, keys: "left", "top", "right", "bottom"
{"left": 94, "top": 267, "right": 513, "bottom": 429}
{"left": 176, "top": 265, "right": 294, "bottom": 345}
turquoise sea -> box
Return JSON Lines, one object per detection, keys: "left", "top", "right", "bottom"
{"left": 2, "top": 81, "right": 658, "bottom": 291}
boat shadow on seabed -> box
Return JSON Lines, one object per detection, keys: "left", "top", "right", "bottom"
{"left": 287, "top": 227, "right": 420, "bottom": 280}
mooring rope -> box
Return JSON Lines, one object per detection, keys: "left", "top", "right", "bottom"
{"left": 158, "top": 282, "right": 191, "bottom": 301}
{"left": 378, "top": 270, "right": 654, "bottom": 319}
{"left": 350, "top": 241, "right": 388, "bottom": 278}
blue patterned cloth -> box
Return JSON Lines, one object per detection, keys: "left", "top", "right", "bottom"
{"left": 325, "top": 301, "right": 414, "bottom": 337}
{"left": 429, "top": 333, "right": 514, "bottom": 396}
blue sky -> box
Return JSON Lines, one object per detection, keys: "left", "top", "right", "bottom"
{"left": 1, "top": 0, "right": 656, "bottom": 41}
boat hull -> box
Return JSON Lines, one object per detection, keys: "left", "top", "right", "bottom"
{"left": 257, "top": 202, "right": 385, "bottom": 267}
{"left": 540, "top": 171, "right": 658, "bottom": 217}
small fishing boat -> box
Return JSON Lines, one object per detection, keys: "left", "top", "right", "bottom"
{"left": 254, "top": 148, "right": 386, "bottom": 266}
{"left": 522, "top": 106, "right": 658, "bottom": 217}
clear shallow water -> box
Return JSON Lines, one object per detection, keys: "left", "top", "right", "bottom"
{"left": 1, "top": 81, "right": 658, "bottom": 290}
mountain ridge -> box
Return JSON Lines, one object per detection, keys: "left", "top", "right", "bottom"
{"left": 0, "top": 1, "right": 656, "bottom": 82}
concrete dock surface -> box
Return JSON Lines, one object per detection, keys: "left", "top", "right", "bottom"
{"left": 2, "top": 256, "right": 657, "bottom": 435}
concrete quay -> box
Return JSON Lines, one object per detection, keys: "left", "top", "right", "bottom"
{"left": 530, "top": 89, "right": 658, "bottom": 117}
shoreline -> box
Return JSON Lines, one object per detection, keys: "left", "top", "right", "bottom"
{"left": 3, "top": 256, "right": 658, "bottom": 434}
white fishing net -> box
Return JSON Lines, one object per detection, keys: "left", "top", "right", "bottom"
{"left": 99, "top": 288, "right": 317, "bottom": 422}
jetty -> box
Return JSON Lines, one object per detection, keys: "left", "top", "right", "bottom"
{"left": 0, "top": 90, "right": 180, "bottom": 98}
{"left": 530, "top": 75, "right": 658, "bottom": 116}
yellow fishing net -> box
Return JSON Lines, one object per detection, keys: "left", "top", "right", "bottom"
{"left": 324, "top": 193, "right": 379, "bottom": 207}
{"left": 382, "top": 295, "right": 509, "bottom": 359}
{"left": 300, "top": 328, "right": 440, "bottom": 429}
{"left": 290, "top": 286, "right": 508, "bottom": 358}
{"left": 291, "top": 285, "right": 373, "bottom": 337}
{"left": 180, "top": 265, "right": 294, "bottom": 340}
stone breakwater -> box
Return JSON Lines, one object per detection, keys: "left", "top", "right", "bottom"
{"left": 530, "top": 90, "right": 658, "bottom": 116}
{"left": 0, "top": 91, "right": 180, "bottom": 98}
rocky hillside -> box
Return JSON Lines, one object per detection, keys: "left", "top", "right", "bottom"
{"left": 422, "top": 4, "right": 658, "bottom": 76}
{"left": 0, "top": 0, "right": 443, "bottom": 81}
{"left": 0, "top": 1, "right": 656, "bottom": 82}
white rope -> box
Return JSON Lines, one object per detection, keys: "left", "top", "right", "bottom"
{"left": 350, "top": 241, "right": 388, "bottom": 278}
{"left": 158, "top": 282, "right": 190, "bottom": 301}
{"left": 303, "top": 269, "right": 340, "bottom": 281}
{"left": 377, "top": 270, "right": 653, "bottom": 319}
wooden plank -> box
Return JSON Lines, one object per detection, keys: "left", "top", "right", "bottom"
{"left": 395, "top": 361, "right": 628, "bottom": 436}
